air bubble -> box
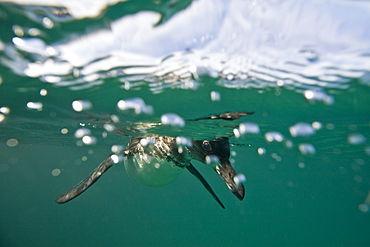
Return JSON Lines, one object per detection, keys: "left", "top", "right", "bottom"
{"left": 27, "top": 102, "right": 43, "bottom": 110}
{"left": 265, "top": 132, "right": 284, "bottom": 142}
{"left": 103, "top": 124, "right": 116, "bottom": 132}
{"left": 140, "top": 138, "right": 156, "bottom": 146}
{"left": 74, "top": 128, "right": 91, "bottom": 138}
{"left": 304, "top": 90, "right": 334, "bottom": 105}
{"left": 233, "top": 128, "right": 240, "bottom": 138}
{"left": 12, "top": 25, "right": 24, "bottom": 36}
{"left": 51, "top": 168, "right": 61, "bottom": 176}
{"left": 175, "top": 136, "right": 192, "bottom": 147}
{"left": 111, "top": 154, "right": 124, "bottom": 164}
{"left": 298, "top": 143, "right": 316, "bottom": 155}
{"left": 258, "top": 148, "right": 266, "bottom": 155}
{"left": 6, "top": 138, "right": 18, "bottom": 147}
{"left": 72, "top": 100, "right": 92, "bottom": 112}
{"left": 110, "top": 115, "right": 120, "bottom": 123}
{"left": 298, "top": 162, "right": 305, "bottom": 168}
{"left": 312, "top": 121, "right": 323, "bottom": 130}
{"left": 276, "top": 80, "right": 284, "bottom": 86}
{"left": 111, "top": 145, "right": 124, "bottom": 153}
{"left": 210, "top": 91, "right": 221, "bottom": 101}
{"left": 39, "top": 89, "right": 48, "bottom": 96}
{"left": 271, "top": 153, "right": 282, "bottom": 162}
{"left": 117, "top": 98, "right": 153, "bottom": 115}
{"left": 46, "top": 46, "right": 57, "bottom": 56}
{"left": 176, "top": 137, "right": 192, "bottom": 154}
{"left": 239, "top": 122, "right": 260, "bottom": 135}
{"left": 61, "top": 128, "right": 68, "bottom": 134}
{"left": 233, "top": 174, "right": 246, "bottom": 187}
{"left": 0, "top": 107, "right": 10, "bottom": 114}
{"left": 161, "top": 113, "right": 185, "bottom": 127}
{"left": 205, "top": 155, "right": 219, "bottom": 167}
{"left": 365, "top": 146, "right": 370, "bottom": 155}
{"left": 285, "top": 140, "right": 293, "bottom": 149}
{"left": 358, "top": 204, "right": 369, "bottom": 213}
{"left": 326, "top": 123, "right": 335, "bottom": 130}
{"left": 42, "top": 17, "right": 54, "bottom": 29}
{"left": 348, "top": 133, "right": 366, "bottom": 145}
{"left": 187, "top": 64, "right": 196, "bottom": 73}
{"left": 28, "top": 27, "right": 41, "bottom": 37}
{"left": 289, "top": 122, "right": 316, "bottom": 137}
{"left": 82, "top": 136, "right": 96, "bottom": 145}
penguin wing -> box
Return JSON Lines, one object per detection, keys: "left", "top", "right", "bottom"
{"left": 55, "top": 156, "right": 114, "bottom": 204}
{"left": 188, "top": 111, "right": 254, "bottom": 121}
{"left": 186, "top": 163, "right": 225, "bottom": 209}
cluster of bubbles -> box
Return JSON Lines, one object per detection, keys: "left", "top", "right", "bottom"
{"left": 233, "top": 117, "right": 369, "bottom": 191}
{"left": 74, "top": 127, "right": 97, "bottom": 146}
{"left": 264, "top": 131, "right": 285, "bottom": 143}
{"left": 107, "top": 146, "right": 126, "bottom": 165}
{"left": 9, "top": 88, "right": 362, "bottom": 198}
{"left": 1, "top": 107, "right": 18, "bottom": 148}
{"left": 175, "top": 136, "right": 192, "bottom": 154}
{"left": 0, "top": 106, "right": 10, "bottom": 123}
{"left": 24, "top": 89, "right": 48, "bottom": 112}
{"left": 233, "top": 120, "right": 323, "bottom": 162}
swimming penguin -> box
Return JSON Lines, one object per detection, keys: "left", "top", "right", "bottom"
{"left": 55, "top": 111, "right": 253, "bottom": 208}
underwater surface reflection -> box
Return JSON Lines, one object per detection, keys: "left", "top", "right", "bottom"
{"left": 0, "top": 0, "right": 369, "bottom": 246}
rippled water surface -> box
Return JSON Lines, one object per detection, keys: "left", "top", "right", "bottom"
{"left": 0, "top": 0, "right": 370, "bottom": 246}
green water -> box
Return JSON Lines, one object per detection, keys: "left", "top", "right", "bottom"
{"left": 1, "top": 1, "right": 370, "bottom": 246}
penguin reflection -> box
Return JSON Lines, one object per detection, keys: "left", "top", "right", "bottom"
{"left": 56, "top": 112, "right": 253, "bottom": 208}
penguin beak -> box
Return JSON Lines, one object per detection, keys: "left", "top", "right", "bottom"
{"left": 215, "top": 160, "right": 245, "bottom": 200}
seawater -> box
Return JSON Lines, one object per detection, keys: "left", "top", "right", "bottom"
{"left": 0, "top": 1, "right": 369, "bottom": 246}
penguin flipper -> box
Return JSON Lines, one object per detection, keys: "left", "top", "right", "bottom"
{"left": 186, "top": 163, "right": 225, "bottom": 209}
{"left": 188, "top": 111, "right": 254, "bottom": 121}
{"left": 55, "top": 156, "right": 114, "bottom": 204}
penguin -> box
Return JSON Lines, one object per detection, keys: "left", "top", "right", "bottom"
{"left": 55, "top": 111, "right": 253, "bottom": 208}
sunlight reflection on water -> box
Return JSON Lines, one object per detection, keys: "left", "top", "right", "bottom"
{"left": 1, "top": 0, "right": 370, "bottom": 95}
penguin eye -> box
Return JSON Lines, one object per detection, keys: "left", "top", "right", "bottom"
{"left": 202, "top": 141, "right": 212, "bottom": 152}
